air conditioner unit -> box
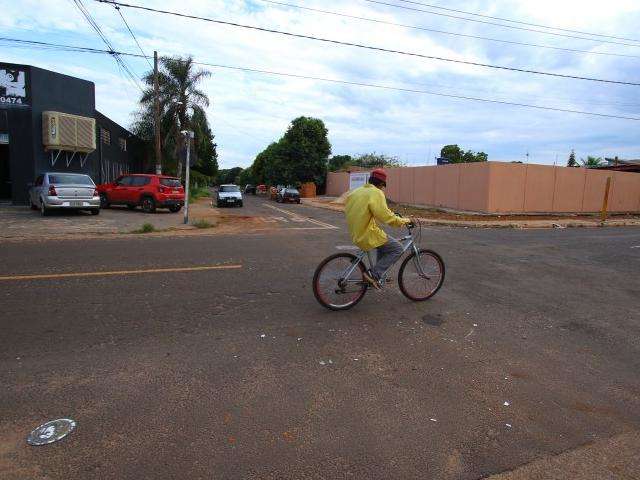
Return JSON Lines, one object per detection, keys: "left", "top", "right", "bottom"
{"left": 42, "top": 111, "right": 96, "bottom": 153}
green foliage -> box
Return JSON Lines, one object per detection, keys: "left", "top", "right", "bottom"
{"left": 189, "top": 186, "right": 210, "bottom": 202}
{"left": 328, "top": 155, "right": 353, "bottom": 172}
{"left": 567, "top": 150, "right": 578, "bottom": 167}
{"left": 237, "top": 167, "right": 256, "bottom": 187}
{"left": 217, "top": 167, "right": 244, "bottom": 185}
{"left": 440, "top": 144, "right": 488, "bottom": 163}
{"left": 245, "top": 116, "right": 332, "bottom": 186}
{"left": 580, "top": 156, "right": 604, "bottom": 168}
{"left": 133, "top": 223, "right": 156, "bottom": 234}
{"left": 192, "top": 219, "right": 215, "bottom": 229}
{"left": 351, "top": 153, "right": 403, "bottom": 169}
{"left": 133, "top": 55, "right": 218, "bottom": 177}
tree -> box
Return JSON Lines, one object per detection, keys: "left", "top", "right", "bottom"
{"left": 580, "top": 156, "right": 604, "bottom": 168}
{"left": 217, "top": 167, "right": 243, "bottom": 185}
{"left": 139, "top": 55, "right": 212, "bottom": 177}
{"left": 190, "top": 106, "right": 218, "bottom": 178}
{"left": 351, "top": 153, "right": 403, "bottom": 169}
{"left": 567, "top": 150, "right": 578, "bottom": 167}
{"left": 328, "top": 155, "right": 353, "bottom": 172}
{"left": 440, "top": 145, "right": 487, "bottom": 163}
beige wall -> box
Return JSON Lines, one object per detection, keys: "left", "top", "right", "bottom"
{"left": 326, "top": 162, "right": 640, "bottom": 213}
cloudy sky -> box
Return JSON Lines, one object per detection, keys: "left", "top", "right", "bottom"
{"left": 2, "top": 0, "right": 640, "bottom": 168}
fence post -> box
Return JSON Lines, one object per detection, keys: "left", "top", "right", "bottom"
{"left": 601, "top": 176, "right": 612, "bottom": 222}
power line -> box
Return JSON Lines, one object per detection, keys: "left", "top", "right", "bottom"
{"left": 391, "top": 0, "right": 640, "bottom": 44}
{"left": 113, "top": 3, "right": 153, "bottom": 68}
{"left": 362, "top": 0, "right": 640, "bottom": 48}
{"left": 3, "top": 37, "right": 639, "bottom": 122}
{"left": 254, "top": 0, "right": 640, "bottom": 59}
{"left": 93, "top": 0, "right": 640, "bottom": 86}
{"left": 70, "top": 0, "right": 144, "bottom": 92}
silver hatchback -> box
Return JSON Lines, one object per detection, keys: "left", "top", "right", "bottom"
{"left": 29, "top": 172, "right": 101, "bottom": 216}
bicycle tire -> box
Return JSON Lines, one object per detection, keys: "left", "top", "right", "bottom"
{"left": 313, "top": 253, "right": 368, "bottom": 311}
{"left": 398, "top": 249, "right": 445, "bottom": 301}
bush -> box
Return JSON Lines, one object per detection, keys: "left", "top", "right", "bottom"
{"left": 192, "top": 219, "right": 215, "bottom": 229}
{"left": 133, "top": 222, "right": 155, "bottom": 234}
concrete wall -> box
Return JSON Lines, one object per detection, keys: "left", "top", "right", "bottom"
{"left": 326, "top": 162, "right": 640, "bottom": 213}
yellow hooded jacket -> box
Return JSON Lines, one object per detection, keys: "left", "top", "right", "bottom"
{"left": 344, "top": 183, "right": 409, "bottom": 251}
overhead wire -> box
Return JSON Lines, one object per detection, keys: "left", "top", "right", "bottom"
{"left": 2, "top": 37, "right": 639, "bottom": 122}
{"left": 361, "top": 0, "right": 640, "bottom": 48}
{"left": 70, "top": 0, "right": 145, "bottom": 92}
{"left": 113, "top": 3, "right": 153, "bottom": 68}
{"left": 92, "top": 0, "right": 640, "bottom": 86}
{"left": 254, "top": 0, "right": 640, "bottom": 59}
{"left": 391, "top": 0, "right": 640, "bottom": 45}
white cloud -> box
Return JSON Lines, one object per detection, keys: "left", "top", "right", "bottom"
{"left": 1, "top": 0, "right": 639, "bottom": 168}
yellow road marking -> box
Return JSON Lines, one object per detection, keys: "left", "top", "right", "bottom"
{"left": 0, "top": 264, "right": 242, "bottom": 282}
{"left": 263, "top": 203, "right": 338, "bottom": 229}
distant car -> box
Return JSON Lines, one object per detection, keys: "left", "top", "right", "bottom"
{"left": 276, "top": 187, "right": 301, "bottom": 204}
{"left": 29, "top": 172, "right": 100, "bottom": 216}
{"left": 97, "top": 174, "right": 184, "bottom": 213}
{"left": 216, "top": 184, "right": 243, "bottom": 207}
{"left": 244, "top": 184, "right": 256, "bottom": 195}
{"left": 256, "top": 184, "right": 267, "bottom": 194}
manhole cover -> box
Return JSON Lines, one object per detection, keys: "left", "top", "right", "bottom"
{"left": 27, "top": 419, "right": 76, "bottom": 446}
{"left": 422, "top": 314, "right": 443, "bottom": 326}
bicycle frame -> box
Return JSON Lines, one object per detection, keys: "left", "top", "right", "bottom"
{"left": 338, "top": 226, "right": 427, "bottom": 287}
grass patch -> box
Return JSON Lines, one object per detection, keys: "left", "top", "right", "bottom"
{"left": 192, "top": 219, "right": 215, "bottom": 229}
{"left": 132, "top": 222, "right": 156, "bottom": 234}
{"left": 189, "top": 186, "right": 211, "bottom": 202}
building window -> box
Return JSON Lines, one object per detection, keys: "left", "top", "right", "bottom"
{"left": 119, "top": 137, "right": 127, "bottom": 152}
{"left": 100, "top": 128, "right": 111, "bottom": 145}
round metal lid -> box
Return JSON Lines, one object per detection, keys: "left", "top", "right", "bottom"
{"left": 27, "top": 419, "right": 76, "bottom": 446}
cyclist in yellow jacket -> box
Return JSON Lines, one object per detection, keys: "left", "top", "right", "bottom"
{"left": 344, "top": 168, "right": 411, "bottom": 289}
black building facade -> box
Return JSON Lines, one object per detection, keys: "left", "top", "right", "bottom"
{"left": 0, "top": 62, "right": 142, "bottom": 203}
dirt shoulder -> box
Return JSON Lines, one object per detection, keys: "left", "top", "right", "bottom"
{"left": 302, "top": 197, "right": 640, "bottom": 228}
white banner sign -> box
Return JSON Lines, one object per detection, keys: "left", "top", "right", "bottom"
{"left": 349, "top": 172, "right": 370, "bottom": 191}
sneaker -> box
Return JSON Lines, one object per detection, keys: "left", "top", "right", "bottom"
{"left": 363, "top": 271, "right": 382, "bottom": 290}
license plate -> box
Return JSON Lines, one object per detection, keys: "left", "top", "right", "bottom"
{"left": 228, "top": 199, "right": 235, "bottom": 202}
{"left": 173, "top": 189, "right": 179, "bottom": 193}
{"left": 70, "top": 201, "right": 82, "bottom": 207}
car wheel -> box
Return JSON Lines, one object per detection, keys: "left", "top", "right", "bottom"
{"left": 127, "top": 204, "right": 136, "bottom": 210}
{"left": 99, "top": 193, "right": 110, "bottom": 208}
{"left": 141, "top": 196, "right": 156, "bottom": 213}
{"left": 169, "top": 205, "right": 182, "bottom": 213}
{"left": 296, "top": 199, "right": 301, "bottom": 204}
{"left": 40, "top": 199, "right": 49, "bottom": 217}
{"left": 30, "top": 201, "right": 38, "bottom": 210}
{"left": 238, "top": 201, "right": 243, "bottom": 207}
{"left": 90, "top": 209, "right": 100, "bottom": 215}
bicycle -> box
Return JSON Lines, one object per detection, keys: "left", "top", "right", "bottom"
{"left": 312, "top": 218, "right": 445, "bottom": 310}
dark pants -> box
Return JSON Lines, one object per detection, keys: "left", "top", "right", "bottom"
{"left": 371, "top": 237, "right": 403, "bottom": 279}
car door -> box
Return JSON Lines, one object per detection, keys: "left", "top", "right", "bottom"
{"left": 129, "top": 176, "right": 150, "bottom": 204}
{"left": 110, "top": 176, "right": 133, "bottom": 203}
{"left": 31, "top": 175, "right": 44, "bottom": 204}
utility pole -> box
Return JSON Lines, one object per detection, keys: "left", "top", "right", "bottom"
{"left": 154, "top": 51, "right": 162, "bottom": 175}
{"left": 182, "top": 130, "right": 194, "bottom": 225}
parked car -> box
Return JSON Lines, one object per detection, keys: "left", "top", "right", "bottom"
{"left": 29, "top": 172, "right": 100, "bottom": 216}
{"left": 97, "top": 174, "right": 184, "bottom": 213}
{"left": 244, "top": 184, "right": 256, "bottom": 195}
{"left": 256, "top": 184, "right": 267, "bottom": 194}
{"left": 215, "top": 184, "right": 243, "bottom": 207}
{"left": 276, "top": 187, "right": 301, "bottom": 204}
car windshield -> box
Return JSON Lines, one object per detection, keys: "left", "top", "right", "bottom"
{"left": 160, "top": 178, "right": 182, "bottom": 187}
{"left": 285, "top": 189, "right": 299, "bottom": 194}
{"left": 48, "top": 174, "right": 94, "bottom": 186}
{"left": 220, "top": 186, "right": 240, "bottom": 192}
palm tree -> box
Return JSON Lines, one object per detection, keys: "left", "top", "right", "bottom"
{"left": 140, "top": 56, "right": 211, "bottom": 176}
{"left": 580, "top": 156, "right": 604, "bottom": 168}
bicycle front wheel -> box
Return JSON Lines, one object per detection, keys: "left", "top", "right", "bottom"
{"left": 313, "top": 253, "right": 368, "bottom": 311}
{"left": 398, "top": 249, "right": 445, "bottom": 301}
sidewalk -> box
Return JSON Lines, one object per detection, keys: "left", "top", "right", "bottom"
{"left": 301, "top": 197, "right": 640, "bottom": 229}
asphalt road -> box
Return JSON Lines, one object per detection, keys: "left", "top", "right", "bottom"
{"left": 1, "top": 195, "right": 639, "bottom": 479}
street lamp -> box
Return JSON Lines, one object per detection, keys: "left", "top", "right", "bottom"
{"left": 182, "top": 129, "right": 194, "bottom": 225}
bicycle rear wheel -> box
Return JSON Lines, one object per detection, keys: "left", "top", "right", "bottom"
{"left": 398, "top": 249, "right": 445, "bottom": 301}
{"left": 313, "top": 253, "right": 368, "bottom": 311}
